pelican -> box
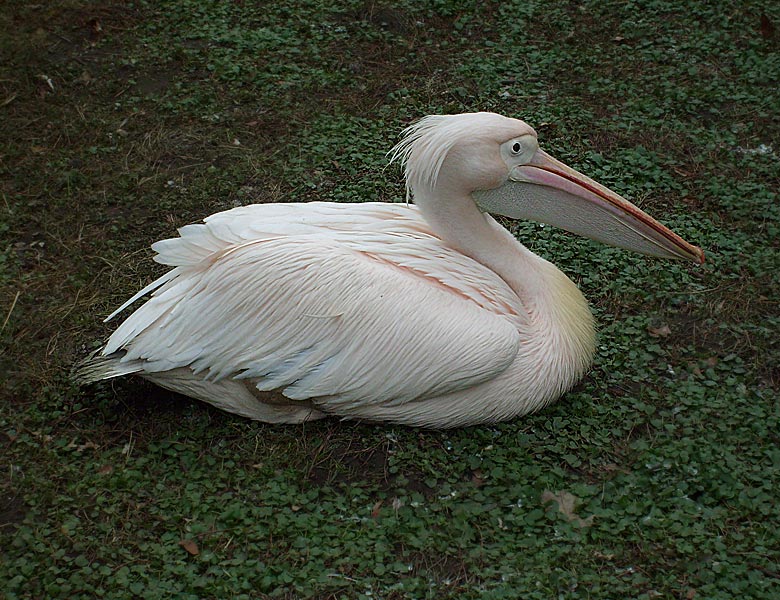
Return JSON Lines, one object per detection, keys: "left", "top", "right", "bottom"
{"left": 80, "top": 112, "right": 704, "bottom": 427}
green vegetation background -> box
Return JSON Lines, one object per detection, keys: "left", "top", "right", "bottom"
{"left": 1, "top": 1, "right": 778, "bottom": 598}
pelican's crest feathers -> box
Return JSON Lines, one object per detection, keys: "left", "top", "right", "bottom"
{"left": 388, "top": 112, "right": 525, "bottom": 201}
{"left": 389, "top": 115, "right": 455, "bottom": 201}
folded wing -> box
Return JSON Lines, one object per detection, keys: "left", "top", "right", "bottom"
{"left": 102, "top": 202, "right": 525, "bottom": 413}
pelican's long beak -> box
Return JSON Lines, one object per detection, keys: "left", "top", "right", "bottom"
{"left": 474, "top": 148, "right": 705, "bottom": 263}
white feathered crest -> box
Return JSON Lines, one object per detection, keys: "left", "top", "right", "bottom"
{"left": 389, "top": 114, "right": 488, "bottom": 201}
{"left": 388, "top": 112, "right": 515, "bottom": 201}
{"left": 389, "top": 115, "right": 452, "bottom": 201}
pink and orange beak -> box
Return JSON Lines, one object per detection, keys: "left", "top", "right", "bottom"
{"left": 474, "top": 148, "right": 705, "bottom": 264}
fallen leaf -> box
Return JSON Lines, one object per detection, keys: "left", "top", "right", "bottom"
{"left": 648, "top": 324, "right": 671, "bottom": 338}
{"left": 686, "top": 588, "right": 697, "bottom": 600}
{"left": 760, "top": 14, "right": 775, "bottom": 39}
{"left": 602, "top": 463, "right": 630, "bottom": 475}
{"left": 541, "top": 490, "right": 594, "bottom": 528}
{"left": 30, "top": 430, "right": 53, "bottom": 443}
{"left": 97, "top": 464, "right": 113, "bottom": 475}
{"left": 470, "top": 469, "right": 485, "bottom": 487}
{"left": 673, "top": 166, "right": 692, "bottom": 177}
{"left": 38, "top": 74, "right": 54, "bottom": 91}
{"left": 179, "top": 539, "right": 199, "bottom": 556}
{"left": 371, "top": 500, "right": 383, "bottom": 518}
{"left": 65, "top": 440, "right": 98, "bottom": 452}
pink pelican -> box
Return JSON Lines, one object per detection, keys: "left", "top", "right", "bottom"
{"left": 81, "top": 113, "right": 704, "bottom": 427}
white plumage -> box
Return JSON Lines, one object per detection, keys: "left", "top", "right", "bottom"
{"left": 81, "top": 113, "right": 703, "bottom": 427}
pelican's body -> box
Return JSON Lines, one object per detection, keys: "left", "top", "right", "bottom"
{"left": 81, "top": 113, "right": 703, "bottom": 427}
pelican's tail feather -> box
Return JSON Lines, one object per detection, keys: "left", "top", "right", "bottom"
{"left": 74, "top": 351, "right": 145, "bottom": 384}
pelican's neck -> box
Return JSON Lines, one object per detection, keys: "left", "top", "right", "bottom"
{"left": 416, "top": 191, "right": 596, "bottom": 399}
{"left": 414, "top": 190, "right": 548, "bottom": 300}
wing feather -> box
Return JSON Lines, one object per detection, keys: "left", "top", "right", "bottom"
{"left": 103, "top": 203, "right": 525, "bottom": 412}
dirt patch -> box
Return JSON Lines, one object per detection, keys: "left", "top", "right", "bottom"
{"left": 306, "top": 430, "right": 391, "bottom": 486}
{"left": 0, "top": 430, "right": 26, "bottom": 528}
{"left": 0, "top": 493, "right": 26, "bottom": 530}
{"left": 305, "top": 428, "right": 436, "bottom": 498}
{"left": 132, "top": 72, "right": 173, "bottom": 96}
{"left": 406, "top": 549, "right": 475, "bottom": 588}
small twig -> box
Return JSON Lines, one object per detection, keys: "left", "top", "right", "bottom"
{"left": 53, "top": 32, "right": 73, "bottom": 44}
{"left": 58, "top": 287, "right": 83, "bottom": 322}
{"left": 1, "top": 93, "right": 17, "bottom": 107}
{"left": 50, "top": 406, "right": 95, "bottom": 429}
{"left": 750, "top": 564, "right": 780, "bottom": 579}
{"left": 1, "top": 291, "right": 20, "bottom": 333}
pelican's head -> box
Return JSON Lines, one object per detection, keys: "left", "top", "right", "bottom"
{"left": 390, "top": 112, "right": 704, "bottom": 263}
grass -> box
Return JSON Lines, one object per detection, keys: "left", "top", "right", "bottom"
{"left": 1, "top": 0, "right": 778, "bottom": 598}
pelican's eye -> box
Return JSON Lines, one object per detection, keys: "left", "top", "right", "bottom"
{"left": 511, "top": 142, "right": 523, "bottom": 155}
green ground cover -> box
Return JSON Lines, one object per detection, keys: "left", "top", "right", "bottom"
{"left": 1, "top": 0, "right": 778, "bottom": 598}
